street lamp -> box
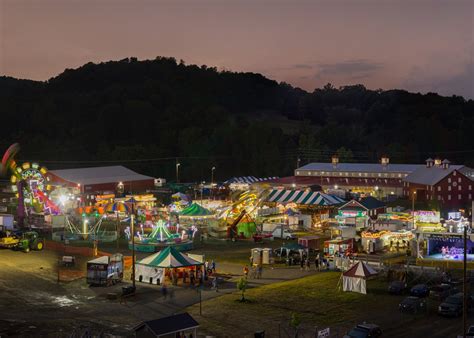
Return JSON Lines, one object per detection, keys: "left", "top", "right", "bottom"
{"left": 211, "top": 166, "right": 216, "bottom": 185}
{"left": 412, "top": 191, "right": 417, "bottom": 229}
{"left": 176, "top": 162, "right": 181, "bottom": 183}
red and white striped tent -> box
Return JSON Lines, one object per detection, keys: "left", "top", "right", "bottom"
{"left": 342, "top": 261, "right": 377, "bottom": 294}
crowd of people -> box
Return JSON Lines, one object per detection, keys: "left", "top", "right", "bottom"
{"left": 161, "top": 259, "right": 220, "bottom": 296}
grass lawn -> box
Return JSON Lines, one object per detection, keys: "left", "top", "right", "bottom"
{"left": 188, "top": 238, "right": 289, "bottom": 265}
{"left": 187, "top": 272, "right": 402, "bottom": 337}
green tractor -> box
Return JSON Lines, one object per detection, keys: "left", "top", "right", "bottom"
{"left": 15, "top": 231, "right": 45, "bottom": 253}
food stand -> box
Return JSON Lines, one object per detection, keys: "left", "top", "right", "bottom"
{"left": 87, "top": 253, "right": 124, "bottom": 286}
{"left": 324, "top": 238, "right": 355, "bottom": 256}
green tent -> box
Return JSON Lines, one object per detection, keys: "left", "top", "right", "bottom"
{"left": 137, "top": 246, "right": 203, "bottom": 268}
{"left": 178, "top": 203, "right": 213, "bottom": 217}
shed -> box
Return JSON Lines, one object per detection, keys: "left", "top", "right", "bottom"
{"left": 134, "top": 312, "right": 199, "bottom": 338}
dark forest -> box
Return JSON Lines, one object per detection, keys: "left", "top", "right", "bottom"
{"left": 1, "top": 57, "right": 473, "bottom": 182}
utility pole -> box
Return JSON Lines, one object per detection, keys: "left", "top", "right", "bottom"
{"left": 176, "top": 161, "right": 181, "bottom": 183}
{"left": 463, "top": 224, "right": 467, "bottom": 338}
{"left": 131, "top": 212, "right": 136, "bottom": 289}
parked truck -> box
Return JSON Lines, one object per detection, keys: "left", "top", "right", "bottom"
{"left": 262, "top": 223, "right": 296, "bottom": 240}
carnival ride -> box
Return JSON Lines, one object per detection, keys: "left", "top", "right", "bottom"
{"left": 128, "top": 219, "right": 196, "bottom": 252}
{"left": 219, "top": 189, "right": 270, "bottom": 239}
{"left": 2, "top": 144, "right": 60, "bottom": 227}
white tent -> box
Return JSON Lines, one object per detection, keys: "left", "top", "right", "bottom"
{"left": 342, "top": 261, "right": 377, "bottom": 294}
{"left": 135, "top": 246, "right": 203, "bottom": 285}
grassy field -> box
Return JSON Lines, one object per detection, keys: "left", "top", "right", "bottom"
{"left": 188, "top": 238, "right": 288, "bottom": 265}
{"left": 187, "top": 272, "right": 402, "bottom": 337}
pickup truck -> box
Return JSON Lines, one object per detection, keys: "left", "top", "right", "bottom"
{"left": 270, "top": 228, "right": 296, "bottom": 240}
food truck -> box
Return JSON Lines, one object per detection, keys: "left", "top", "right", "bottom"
{"left": 87, "top": 254, "right": 124, "bottom": 286}
{"left": 324, "top": 238, "right": 355, "bottom": 257}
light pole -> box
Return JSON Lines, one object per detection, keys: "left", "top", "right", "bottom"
{"left": 131, "top": 212, "right": 136, "bottom": 289}
{"left": 211, "top": 166, "right": 216, "bottom": 185}
{"left": 463, "top": 223, "right": 467, "bottom": 337}
{"left": 297, "top": 157, "right": 301, "bottom": 169}
{"left": 200, "top": 181, "right": 204, "bottom": 206}
{"left": 412, "top": 191, "right": 417, "bottom": 229}
{"left": 176, "top": 162, "right": 181, "bottom": 183}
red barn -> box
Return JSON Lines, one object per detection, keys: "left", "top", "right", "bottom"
{"left": 403, "top": 159, "right": 474, "bottom": 211}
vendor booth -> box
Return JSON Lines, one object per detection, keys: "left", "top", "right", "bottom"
{"left": 135, "top": 246, "right": 203, "bottom": 285}
{"left": 324, "top": 238, "right": 355, "bottom": 257}
{"left": 342, "top": 261, "right": 377, "bottom": 294}
{"left": 87, "top": 254, "right": 124, "bottom": 286}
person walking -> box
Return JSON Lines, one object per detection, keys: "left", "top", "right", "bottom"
{"left": 161, "top": 283, "right": 168, "bottom": 299}
{"left": 257, "top": 265, "right": 263, "bottom": 279}
{"left": 315, "top": 255, "right": 320, "bottom": 271}
{"left": 243, "top": 265, "right": 249, "bottom": 279}
{"left": 197, "top": 269, "right": 202, "bottom": 286}
{"left": 212, "top": 277, "right": 218, "bottom": 292}
{"left": 300, "top": 257, "right": 304, "bottom": 270}
{"left": 211, "top": 260, "right": 216, "bottom": 273}
{"left": 305, "top": 258, "right": 310, "bottom": 271}
{"left": 190, "top": 270, "right": 195, "bottom": 287}
{"left": 183, "top": 270, "right": 188, "bottom": 284}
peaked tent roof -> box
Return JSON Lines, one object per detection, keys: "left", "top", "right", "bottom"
{"left": 178, "top": 203, "right": 213, "bottom": 217}
{"left": 267, "top": 189, "right": 345, "bottom": 206}
{"left": 225, "top": 176, "right": 278, "bottom": 184}
{"left": 137, "top": 246, "right": 203, "bottom": 268}
{"left": 343, "top": 261, "right": 377, "bottom": 278}
{"left": 359, "top": 196, "right": 385, "bottom": 210}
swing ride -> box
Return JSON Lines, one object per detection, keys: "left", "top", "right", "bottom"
{"left": 127, "top": 219, "right": 197, "bottom": 252}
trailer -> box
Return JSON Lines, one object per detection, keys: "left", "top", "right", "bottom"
{"left": 87, "top": 254, "right": 124, "bottom": 286}
{"left": 324, "top": 238, "right": 355, "bottom": 257}
{"left": 298, "top": 236, "right": 321, "bottom": 251}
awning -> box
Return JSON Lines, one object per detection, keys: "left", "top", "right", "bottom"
{"left": 225, "top": 176, "right": 277, "bottom": 184}
{"left": 267, "top": 189, "right": 345, "bottom": 206}
{"left": 137, "top": 246, "right": 203, "bottom": 268}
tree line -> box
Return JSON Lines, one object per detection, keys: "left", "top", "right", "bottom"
{"left": 0, "top": 56, "right": 473, "bottom": 182}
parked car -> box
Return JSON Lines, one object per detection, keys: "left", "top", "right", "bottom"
{"left": 430, "top": 284, "right": 457, "bottom": 300}
{"left": 410, "top": 284, "right": 430, "bottom": 298}
{"left": 344, "top": 323, "right": 382, "bottom": 338}
{"left": 466, "top": 325, "right": 474, "bottom": 338}
{"left": 399, "top": 296, "right": 426, "bottom": 314}
{"left": 438, "top": 293, "right": 473, "bottom": 317}
{"left": 388, "top": 280, "right": 407, "bottom": 295}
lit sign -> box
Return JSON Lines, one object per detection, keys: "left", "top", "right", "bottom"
{"left": 338, "top": 210, "right": 366, "bottom": 217}
{"left": 414, "top": 210, "right": 440, "bottom": 223}
{"left": 448, "top": 212, "right": 461, "bottom": 220}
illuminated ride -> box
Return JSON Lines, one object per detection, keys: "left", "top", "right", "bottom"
{"left": 219, "top": 189, "right": 269, "bottom": 239}
{"left": 127, "top": 219, "right": 197, "bottom": 253}
{"left": 2, "top": 143, "right": 60, "bottom": 227}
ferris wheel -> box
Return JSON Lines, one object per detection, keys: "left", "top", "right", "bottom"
{"left": 2, "top": 143, "right": 59, "bottom": 215}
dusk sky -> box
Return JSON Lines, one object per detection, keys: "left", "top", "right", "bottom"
{"left": 1, "top": 0, "right": 473, "bottom": 98}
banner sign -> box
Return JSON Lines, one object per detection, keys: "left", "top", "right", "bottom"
{"left": 414, "top": 210, "right": 440, "bottom": 223}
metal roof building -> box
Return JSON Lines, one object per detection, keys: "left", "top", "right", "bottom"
{"left": 48, "top": 166, "right": 155, "bottom": 194}
{"left": 296, "top": 163, "right": 422, "bottom": 176}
